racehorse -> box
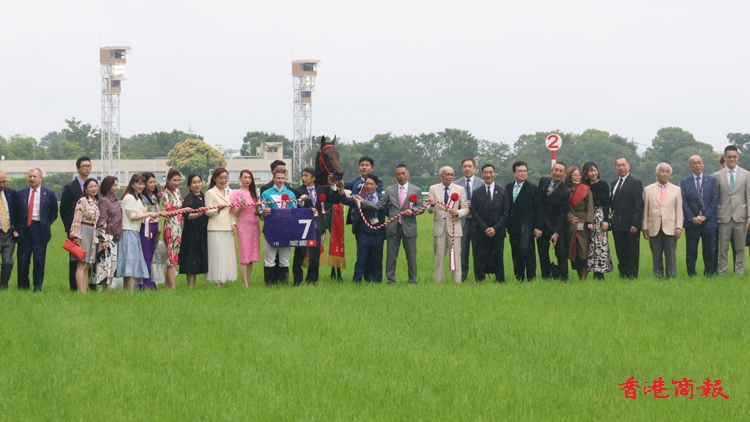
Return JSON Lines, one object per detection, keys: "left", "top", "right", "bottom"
{"left": 315, "top": 135, "right": 345, "bottom": 185}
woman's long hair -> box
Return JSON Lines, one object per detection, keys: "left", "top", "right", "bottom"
{"left": 123, "top": 173, "right": 147, "bottom": 200}
{"left": 208, "top": 167, "right": 228, "bottom": 190}
{"left": 240, "top": 169, "right": 258, "bottom": 202}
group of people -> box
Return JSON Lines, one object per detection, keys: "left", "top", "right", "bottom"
{"left": 0, "top": 145, "right": 744, "bottom": 292}
{"left": 339, "top": 146, "right": 746, "bottom": 284}
{"left": 0, "top": 155, "right": 341, "bottom": 292}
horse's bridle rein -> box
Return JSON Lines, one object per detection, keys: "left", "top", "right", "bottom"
{"left": 317, "top": 144, "right": 337, "bottom": 185}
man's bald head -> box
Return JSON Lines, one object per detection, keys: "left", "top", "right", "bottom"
{"left": 688, "top": 155, "right": 704, "bottom": 176}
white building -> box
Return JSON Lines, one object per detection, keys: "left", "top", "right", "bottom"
{"left": 1, "top": 143, "right": 287, "bottom": 185}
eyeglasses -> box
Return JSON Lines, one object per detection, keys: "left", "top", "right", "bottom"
{"left": 443, "top": 173, "right": 454, "bottom": 177}
{"left": 79, "top": 164, "right": 92, "bottom": 169}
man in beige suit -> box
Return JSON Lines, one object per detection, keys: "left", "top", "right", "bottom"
{"left": 642, "top": 163, "right": 684, "bottom": 278}
{"left": 714, "top": 145, "right": 750, "bottom": 275}
{"left": 427, "top": 166, "right": 469, "bottom": 283}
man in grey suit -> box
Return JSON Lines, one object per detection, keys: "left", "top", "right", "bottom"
{"left": 454, "top": 158, "right": 478, "bottom": 281}
{"left": 714, "top": 145, "right": 750, "bottom": 275}
{"left": 358, "top": 164, "right": 424, "bottom": 283}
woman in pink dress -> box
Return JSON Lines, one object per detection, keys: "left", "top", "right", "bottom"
{"left": 230, "top": 169, "right": 261, "bottom": 287}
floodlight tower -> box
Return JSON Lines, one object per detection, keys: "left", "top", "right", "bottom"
{"left": 100, "top": 46, "right": 131, "bottom": 178}
{"left": 292, "top": 59, "right": 320, "bottom": 178}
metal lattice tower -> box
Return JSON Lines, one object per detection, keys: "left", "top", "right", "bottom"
{"left": 100, "top": 46, "right": 130, "bottom": 178}
{"left": 292, "top": 59, "right": 320, "bottom": 178}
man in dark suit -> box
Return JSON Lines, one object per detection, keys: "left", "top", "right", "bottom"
{"left": 344, "top": 156, "right": 383, "bottom": 227}
{"left": 506, "top": 161, "right": 543, "bottom": 282}
{"left": 341, "top": 174, "right": 387, "bottom": 283}
{"left": 471, "top": 164, "right": 510, "bottom": 282}
{"left": 292, "top": 167, "right": 341, "bottom": 285}
{"left": 13, "top": 168, "right": 58, "bottom": 291}
{"left": 537, "top": 162, "right": 571, "bottom": 281}
{"left": 0, "top": 171, "right": 16, "bottom": 289}
{"left": 680, "top": 155, "right": 719, "bottom": 277}
{"left": 60, "top": 156, "right": 91, "bottom": 291}
{"left": 610, "top": 157, "right": 644, "bottom": 279}
{"left": 359, "top": 164, "right": 424, "bottom": 283}
{"left": 455, "top": 157, "right": 479, "bottom": 281}
{"left": 259, "top": 160, "right": 294, "bottom": 195}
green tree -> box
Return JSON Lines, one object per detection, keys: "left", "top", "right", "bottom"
{"left": 60, "top": 118, "right": 100, "bottom": 158}
{"left": 640, "top": 127, "right": 717, "bottom": 181}
{"left": 122, "top": 130, "right": 200, "bottom": 159}
{"left": 39, "top": 131, "right": 64, "bottom": 150}
{"left": 2, "top": 135, "right": 41, "bottom": 160}
{"left": 727, "top": 133, "right": 750, "bottom": 155}
{"left": 645, "top": 127, "right": 698, "bottom": 163}
{"left": 240, "top": 131, "right": 291, "bottom": 158}
{"left": 475, "top": 140, "right": 512, "bottom": 172}
{"left": 167, "top": 138, "right": 226, "bottom": 179}
{"left": 45, "top": 139, "right": 85, "bottom": 160}
{"left": 566, "top": 129, "right": 639, "bottom": 184}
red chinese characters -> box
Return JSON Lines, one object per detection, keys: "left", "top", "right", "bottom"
{"left": 643, "top": 377, "right": 670, "bottom": 399}
{"left": 619, "top": 377, "right": 729, "bottom": 400}
{"left": 618, "top": 376, "right": 640, "bottom": 400}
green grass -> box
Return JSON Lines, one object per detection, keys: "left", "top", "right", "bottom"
{"left": 0, "top": 216, "right": 747, "bottom": 420}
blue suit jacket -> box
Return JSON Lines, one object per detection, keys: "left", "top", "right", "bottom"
{"left": 341, "top": 194, "right": 386, "bottom": 239}
{"left": 13, "top": 186, "right": 58, "bottom": 244}
{"left": 344, "top": 175, "right": 384, "bottom": 224}
{"left": 680, "top": 173, "right": 718, "bottom": 229}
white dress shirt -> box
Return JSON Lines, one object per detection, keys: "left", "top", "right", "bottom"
{"left": 484, "top": 182, "right": 495, "bottom": 201}
{"left": 30, "top": 187, "right": 41, "bottom": 222}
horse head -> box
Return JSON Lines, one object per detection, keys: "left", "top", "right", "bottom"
{"left": 316, "top": 135, "right": 345, "bottom": 184}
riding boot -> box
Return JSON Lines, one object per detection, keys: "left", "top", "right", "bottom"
{"left": 264, "top": 267, "right": 274, "bottom": 287}
{"left": 279, "top": 267, "right": 289, "bottom": 284}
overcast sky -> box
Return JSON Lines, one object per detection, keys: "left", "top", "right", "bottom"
{"left": 2, "top": 0, "right": 748, "bottom": 154}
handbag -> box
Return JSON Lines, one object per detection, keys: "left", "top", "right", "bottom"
{"left": 63, "top": 238, "right": 86, "bottom": 261}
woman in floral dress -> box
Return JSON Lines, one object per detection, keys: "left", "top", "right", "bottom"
{"left": 230, "top": 169, "right": 261, "bottom": 287}
{"left": 160, "top": 168, "right": 191, "bottom": 290}
{"left": 70, "top": 179, "right": 100, "bottom": 293}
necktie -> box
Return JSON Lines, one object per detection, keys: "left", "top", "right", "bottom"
{"left": 0, "top": 195, "right": 8, "bottom": 232}
{"left": 444, "top": 187, "right": 449, "bottom": 204}
{"left": 398, "top": 185, "right": 406, "bottom": 224}
{"left": 308, "top": 187, "right": 315, "bottom": 206}
{"left": 696, "top": 176, "right": 704, "bottom": 213}
{"left": 466, "top": 178, "right": 472, "bottom": 201}
{"left": 659, "top": 184, "right": 666, "bottom": 206}
{"left": 487, "top": 185, "right": 491, "bottom": 201}
{"left": 27, "top": 188, "right": 35, "bottom": 227}
{"left": 547, "top": 180, "right": 555, "bottom": 196}
{"left": 359, "top": 178, "right": 365, "bottom": 194}
{"left": 513, "top": 184, "right": 520, "bottom": 202}
{"left": 730, "top": 170, "right": 735, "bottom": 192}
{"left": 613, "top": 177, "right": 623, "bottom": 199}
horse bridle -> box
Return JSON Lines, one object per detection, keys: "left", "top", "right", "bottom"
{"left": 317, "top": 144, "right": 337, "bottom": 184}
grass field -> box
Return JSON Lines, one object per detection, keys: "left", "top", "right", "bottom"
{"left": 0, "top": 215, "right": 747, "bottom": 420}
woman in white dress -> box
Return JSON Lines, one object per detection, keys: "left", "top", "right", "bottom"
{"left": 204, "top": 168, "right": 237, "bottom": 287}
{"left": 116, "top": 174, "right": 160, "bottom": 292}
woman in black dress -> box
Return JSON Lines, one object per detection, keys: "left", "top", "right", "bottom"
{"left": 582, "top": 161, "right": 614, "bottom": 280}
{"left": 179, "top": 173, "right": 209, "bottom": 288}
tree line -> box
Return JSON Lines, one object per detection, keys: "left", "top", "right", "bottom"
{"left": 3, "top": 118, "right": 748, "bottom": 188}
